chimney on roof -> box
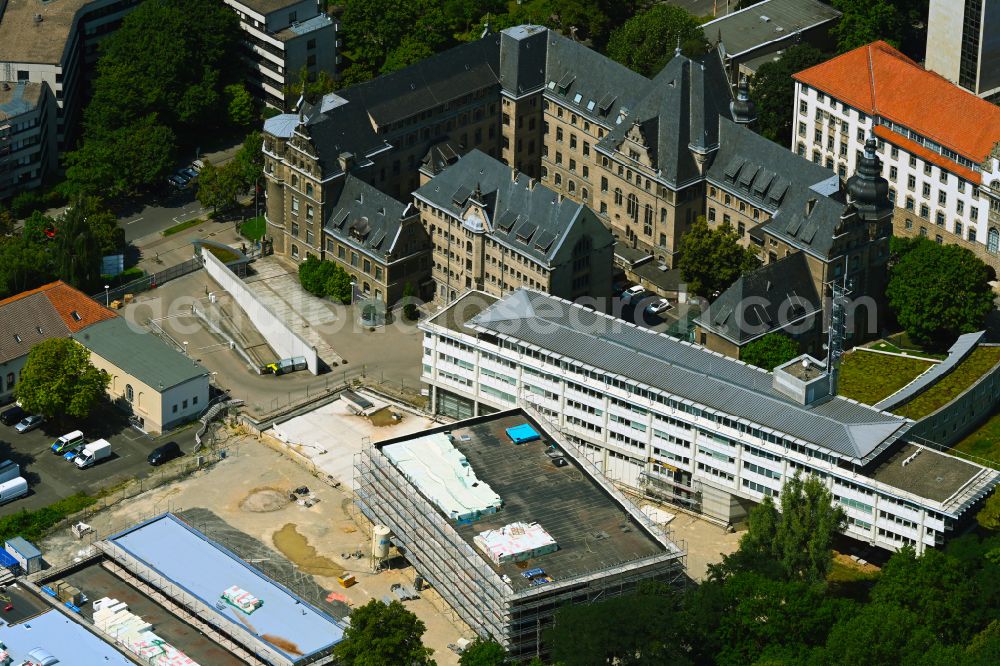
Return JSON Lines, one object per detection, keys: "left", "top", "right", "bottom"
{"left": 527, "top": 178, "right": 536, "bottom": 191}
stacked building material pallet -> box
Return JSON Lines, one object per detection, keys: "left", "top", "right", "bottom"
{"left": 93, "top": 597, "right": 200, "bottom": 666}
{"left": 221, "top": 585, "right": 263, "bottom": 614}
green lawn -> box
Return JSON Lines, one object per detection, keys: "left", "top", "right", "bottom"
{"left": 162, "top": 217, "right": 204, "bottom": 236}
{"left": 951, "top": 410, "right": 1000, "bottom": 470}
{"left": 837, "top": 351, "right": 934, "bottom": 406}
{"left": 894, "top": 347, "right": 1000, "bottom": 420}
{"left": 240, "top": 215, "right": 266, "bottom": 241}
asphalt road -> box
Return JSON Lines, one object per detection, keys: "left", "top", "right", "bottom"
{"left": 121, "top": 190, "right": 210, "bottom": 242}
{"left": 0, "top": 404, "right": 198, "bottom": 515}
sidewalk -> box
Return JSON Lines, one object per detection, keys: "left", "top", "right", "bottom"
{"left": 133, "top": 219, "right": 244, "bottom": 275}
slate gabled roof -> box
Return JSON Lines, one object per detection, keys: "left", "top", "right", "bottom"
{"left": 467, "top": 289, "right": 909, "bottom": 463}
{"left": 708, "top": 119, "right": 850, "bottom": 258}
{"left": 695, "top": 253, "right": 822, "bottom": 344}
{"left": 599, "top": 50, "right": 734, "bottom": 186}
{"left": 414, "top": 150, "right": 612, "bottom": 265}
{"left": 324, "top": 177, "right": 416, "bottom": 256}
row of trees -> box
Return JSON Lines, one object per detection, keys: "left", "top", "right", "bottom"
{"left": 64, "top": 0, "right": 249, "bottom": 199}
{"left": 0, "top": 197, "right": 123, "bottom": 299}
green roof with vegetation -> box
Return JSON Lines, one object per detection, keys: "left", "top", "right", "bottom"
{"left": 836, "top": 351, "right": 934, "bottom": 407}
{"left": 894, "top": 346, "right": 1000, "bottom": 420}
{"left": 951, "top": 410, "right": 1000, "bottom": 470}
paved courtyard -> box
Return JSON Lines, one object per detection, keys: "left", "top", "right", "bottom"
{"left": 268, "top": 390, "right": 438, "bottom": 489}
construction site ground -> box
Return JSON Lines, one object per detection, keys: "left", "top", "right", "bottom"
{"left": 39, "top": 433, "right": 471, "bottom": 666}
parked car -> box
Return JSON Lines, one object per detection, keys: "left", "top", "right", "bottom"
{"left": 51, "top": 430, "right": 85, "bottom": 455}
{"left": 147, "top": 441, "right": 182, "bottom": 466}
{"left": 622, "top": 285, "right": 646, "bottom": 303}
{"left": 167, "top": 174, "right": 187, "bottom": 189}
{"left": 63, "top": 443, "right": 88, "bottom": 462}
{"left": 15, "top": 415, "right": 44, "bottom": 433}
{"left": 0, "top": 477, "right": 28, "bottom": 505}
{"left": 645, "top": 298, "right": 673, "bottom": 315}
{"left": 179, "top": 166, "right": 199, "bottom": 181}
{"left": 0, "top": 405, "right": 25, "bottom": 426}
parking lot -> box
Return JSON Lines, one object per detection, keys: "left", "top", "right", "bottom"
{"left": 0, "top": 402, "right": 197, "bottom": 515}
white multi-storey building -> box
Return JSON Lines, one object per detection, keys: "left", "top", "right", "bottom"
{"left": 420, "top": 289, "right": 1000, "bottom": 554}
{"left": 791, "top": 41, "right": 1000, "bottom": 269}
{"left": 224, "top": 0, "right": 338, "bottom": 109}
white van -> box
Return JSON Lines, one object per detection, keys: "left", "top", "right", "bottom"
{"left": 0, "top": 460, "right": 20, "bottom": 484}
{"left": 0, "top": 477, "right": 28, "bottom": 505}
{"left": 51, "top": 430, "right": 85, "bottom": 455}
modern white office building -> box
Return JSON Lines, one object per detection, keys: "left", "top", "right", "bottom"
{"left": 791, "top": 41, "right": 1000, "bottom": 270}
{"left": 419, "top": 289, "right": 1000, "bottom": 554}
{"left": 925, "top": 0, "right": 1000, "bottom": 100}
{"left": 224, "top": 0, "right": 339, "bottom": 109}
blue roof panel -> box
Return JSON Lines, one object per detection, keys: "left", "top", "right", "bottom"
{"left": 0, "top": 609, "right": 133, "bottom": 664}
{"left": 109, "top": 514, "right": 343, "bottom": 663}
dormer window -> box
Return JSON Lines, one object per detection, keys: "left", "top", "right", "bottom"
{"left": 14, "top": 334, "right": 21, "bottom": 343}
{"left": 36, "top": 327, "right": 42, "bottom": 334}
{"left": 71, "top": 311, "right": 82, "bottom": 321}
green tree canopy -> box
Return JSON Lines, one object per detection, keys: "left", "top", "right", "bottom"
{"left": 66, "top": 0, "right": 241, "bottom": 197}
{"left": 458, "top": 638, "right": 506, "bottom": 666}
{"left": 716, "top": 474, "right": 845, "bottom": 583}
{"left": 740, "top": 333, "right": 800, "bottom": 371}
{"left": 225, "top": 83, "right": 256, "bottom": 127}
{"left": 298, "top": 257, "right": 354, "bottom": 303}
{"left": 333, "top": 599, "right": 433, "bottom": 665}
{"left": 196, "top": 161, "right": 242, "bottom": 214}
{"left": 16, "top": 338, "right": 110, "bottom": 422}
{"left": 749, "top": 44, "right": 827, "bottom": 145}
{"left": 605, "top": 5, "right": 705, "bottom": 76}
{"left": 886, "top": 237, "right": 994, "bottom": 349}
{"left": 677, "top": 218, "right": 760, "bottom": 298}
{"left": 546, "top": 581, "right": 691, "bottom": 665}
{"left": 830, "top": 0, "right": 928, "bottom": 58}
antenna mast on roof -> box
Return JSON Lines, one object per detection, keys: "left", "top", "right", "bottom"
{"left": 825, "top": 275, "right": 850, "bottom": 396}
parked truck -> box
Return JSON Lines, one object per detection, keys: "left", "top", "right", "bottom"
{"left": 0, "top": 477, "right": 28, "bottom": 505}
{"left": 0, "top": 460, "right": 20, "bottom": 484}
{"left": 74, "top": 439, "right": 111, "bottom": 469}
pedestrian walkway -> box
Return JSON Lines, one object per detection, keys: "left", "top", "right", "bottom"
{"left": 242, "top": 257, "right": 343, "bottom": 366}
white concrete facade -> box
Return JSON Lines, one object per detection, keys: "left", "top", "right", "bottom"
{"left": 224, "top": 0, "right": 339, "bottom": 109}
{"left": 925, "top": 0, "right": 1000, "bottom": 99}
{"left": 792, "top": 81, "right": 1000, "bottom": 258}
{"left": 419, "top": 297, "right": 999, "bottom": 554}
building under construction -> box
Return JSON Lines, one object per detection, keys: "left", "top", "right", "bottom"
{"left": 354, "top": 408, "right": 686, "bottom": 659}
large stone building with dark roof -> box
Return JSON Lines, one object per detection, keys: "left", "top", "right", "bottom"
{"left": 413, "top": 150, "right": 614, "bottom": 303}
{"left": 261, "top": 24, "right": 891, "bottom": 334}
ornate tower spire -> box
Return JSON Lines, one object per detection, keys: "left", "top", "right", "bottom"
{"left": 846, "top": 136, "right": 892, "bottom": 221}
{"left": 730, "top": 74, "right": 757, "bottom": 128}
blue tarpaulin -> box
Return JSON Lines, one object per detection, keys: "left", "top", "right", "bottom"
{"left": 506, "top": 423, "right": 540, "bottom": 444}
{"left": 0, "top": 549, "right": 17, "bottom": 569}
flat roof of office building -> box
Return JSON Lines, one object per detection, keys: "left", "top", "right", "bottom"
{"left": 702, "top": 0, "right": 841, "bottom": 58}
{"left": 376, "top": 411, "right": 671, "bottom": 593}
{"left": 869, "top": 442, "right": 986, "bottom": 504}
{"left": 108, "top": 513, "right": 343, "bottom": 663}
{"left": 429, "top": 290, "right": 499, "bottom": 335}
{"left": 0, "top": 0, "right": 92, "bottom": 64}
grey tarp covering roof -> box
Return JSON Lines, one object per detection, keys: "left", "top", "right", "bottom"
{"left": 467, "top": 290, "right": 909, "bottom": 462}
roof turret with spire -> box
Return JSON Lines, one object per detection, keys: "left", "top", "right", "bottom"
{"left": 730, "top": 74, "right": 757, "bottom": 128}
{"left": 846, "top": 136, "right": 892, "bottom": 221}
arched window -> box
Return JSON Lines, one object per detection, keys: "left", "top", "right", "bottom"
{"left": 568, "top": 180, "right": 576, "bottom": 194}
{"left": 644, "top": 204, "right": 653, "bottom": 226}
{"left": 581, "top": 187, "right": 589, "bottom": 200}
{"left": 627, "top": 193, "right": 639, "bottom": 221}
{"left": 291, "top": 244, "right": 300, "bottom": 259}
{"left": 291, "top": 175, "right": 299, "bottom": 187}
{"left": 125, "top": 384, "right": 134, "bottom": 403}
{"left": 305, "top": 183, "right": 314, "bottom": 196}
{"left": 989, "top": 228, "right": 999, "bottom": 254}
{"left": 554, "top": 173, "right": 562, "bottom": 186}
{"left": 466, "top": 241, "right": 473, "bottom": 252}
{"left": 660, "top": 207, "right": 667, "bottom": 224}
{"left": 614, "top": 188, "right": 623, "bottom": 206}
{"left": 541, "top": 166, "right": 548, "bottom": 179}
